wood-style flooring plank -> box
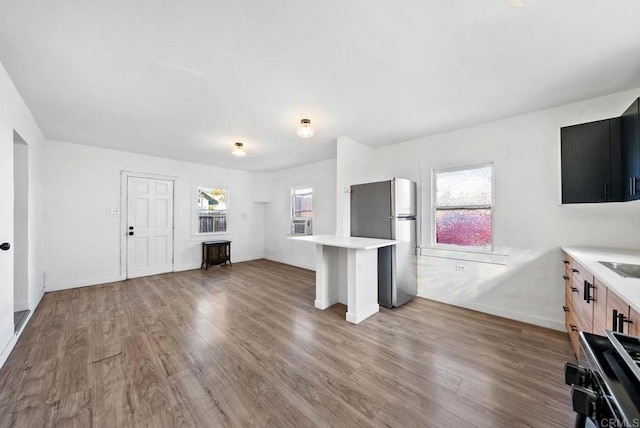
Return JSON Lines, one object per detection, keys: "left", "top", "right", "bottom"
{"left": 0, "top": 259, "right": 576, "bottom": 427}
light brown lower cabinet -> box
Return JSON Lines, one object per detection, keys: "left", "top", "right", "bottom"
{"left": 628, "top": 307, "right": 640, "bottom": 336}
{"left": 562, "top": 252, "right": 629, "bottom": 358}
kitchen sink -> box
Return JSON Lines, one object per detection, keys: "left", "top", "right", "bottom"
{"left": 599, "top": 261, "right": 640, "bottom": 279}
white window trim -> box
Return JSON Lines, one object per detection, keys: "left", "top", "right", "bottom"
{"left": 291, "top": 185, "right": 313, "bottom": 219}
{"left": 192, "top": 183, "right": 230, "bottom": 237}
{"left": 419, "top": 149, "right": 509, "bottom": 265}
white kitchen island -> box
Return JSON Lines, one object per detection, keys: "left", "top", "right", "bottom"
{"left": 288, "top": 235, "right": 399, "bottom": 324}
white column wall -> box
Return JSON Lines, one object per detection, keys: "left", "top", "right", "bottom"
{"left": 0, "top": 61, "right": 46, "bottom": 367}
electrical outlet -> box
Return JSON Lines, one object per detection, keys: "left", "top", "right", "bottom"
{"left": 110, "top": 208, "right": 120, "bottom": 214}
{"left": 455, "top": 264, "right": 466, "bottom": 271}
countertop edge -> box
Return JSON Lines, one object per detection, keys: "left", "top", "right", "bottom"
{"left": 288, "top": 235, "right": 400, "bottom": 250}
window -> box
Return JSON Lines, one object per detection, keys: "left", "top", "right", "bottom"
{"left": 434, "top": 164, "right": 493, "bottom": 249}
{"left": 291, "top": 186, "right": 313, "bottom": 218}
{"left": 197, "top": 186, "right": 227, "bottom": 233}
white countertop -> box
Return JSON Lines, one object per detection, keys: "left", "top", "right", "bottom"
{"left": 288, "top": 234, "right": 399, "bottom": 250}
{"left": 562, "top": 246, "right": 640, "bottom": 313}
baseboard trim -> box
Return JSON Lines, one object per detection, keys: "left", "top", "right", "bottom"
{"left": 176, "top": 255, "right": 265, "bottom": 272}
{"left": 264, "top": 256, "right": 315, "bottom": 271}
{"left": 44, "top": 256, "right": 267, "bottom": 292}
{"left": 346, "top": 304, "right": 379, "bottom": 324}
{"left": 0, "top": 287, "right": 45, "bottom": 370}
{"left": 416, "top": 293, "right": 564, "bottom": 331}
{"left": 44, "top": 275, "right": 126, "bottom": 292}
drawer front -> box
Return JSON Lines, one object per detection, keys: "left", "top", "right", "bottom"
{"left": 564, "top": 278, "right": 573, "bottom": 310}
{"left": 563, "top": 253, "right": 572, "bottom": 276}
{"left": 564, "top": 311, "right": 580, "bottom": 358}
{"left": 570, "top": 259, "right": 590, "bottom": 285}
{"left": 572, "top": 274, "right": 594, "bottom": 333}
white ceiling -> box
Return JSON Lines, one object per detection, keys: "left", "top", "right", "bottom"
{"left": 1, "top": 0, "right": 639, "bottom": 172}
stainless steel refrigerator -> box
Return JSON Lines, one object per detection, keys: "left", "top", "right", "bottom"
{"left": 350, "top": 178, "right": 417, "bottom": 308}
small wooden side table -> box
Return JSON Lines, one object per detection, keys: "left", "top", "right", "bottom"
{"left": 201, "top": 240, "right": 232, "bottom": 270}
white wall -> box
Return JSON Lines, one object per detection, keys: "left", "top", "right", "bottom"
{"left": 43, "top": 140, "right": 265, "bottom": 290}
{"left": 335, "top": 136, "right": 385, "bottom": 237}
{"left": 263, "top": 158, "right": 336, "bottom": 269}
{"left": 371, "top": 88, "right": 640, "bottom": 330}
{"left": 0, "top": 62, "right": 46, "bottom": 367}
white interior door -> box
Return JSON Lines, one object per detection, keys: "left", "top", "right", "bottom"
{"left": 0, "top": 126, "right": 15, "bottom": 351}
{"left": 126, "top": 177, "right": 174, "bottom": 279}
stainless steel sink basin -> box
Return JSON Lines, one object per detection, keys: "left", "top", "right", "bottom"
{"left": 599, "top": 261, "right": 640, "bottom": 279}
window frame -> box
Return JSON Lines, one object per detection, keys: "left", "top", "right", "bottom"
{"left": 419, "top": 149, "right": 508, "bottom": 265}
{"left": 195, "top": 185, "right": 229, "bottom": 236}
{"left": 432, "top": 162, "right": 495, "bottom": 252}
{"left": 291, "top": 185, "right": 313, "bottom": 219}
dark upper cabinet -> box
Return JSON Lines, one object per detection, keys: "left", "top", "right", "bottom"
{"left": 621, "top": 98, "right": 640, "bottom": 200}
{"left": 561, "top": 118, "right": 622, "bottom": 204}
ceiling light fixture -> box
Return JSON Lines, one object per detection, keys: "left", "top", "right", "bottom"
{"left": 297, "top": 118, "right": 314, "bottom": 138}
{"left": 232, "top": 142, "right": 246, "bottom": 157}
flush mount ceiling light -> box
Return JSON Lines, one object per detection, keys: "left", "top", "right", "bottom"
{"left": 296, "top": 118, "right": 314, "bottom": 138}
{"left": 231, "top": 142, "right": 246, "bottom": 157}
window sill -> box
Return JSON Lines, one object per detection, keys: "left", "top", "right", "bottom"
{"left": 191, "top": 232, "right": 233, "bottom": 241}
{"left": 420, "top": 246, "right": 508, "bottom": 265}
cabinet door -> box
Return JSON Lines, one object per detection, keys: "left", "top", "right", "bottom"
{"left": 627, "top": 306, "right": 640, "bottom": 337}
{"left": 621, "top": 98, "right": 640, "bottom": 201}
{"left": 570, "top": 262, "right": 595, "bottom": 334}
{"left": 561, "top": 119, "right": 612, "bottom": 203}
{"left": 606, "top": 289, "right": 630, "bottom": 333}
{"left": 592, "top": 278, "right": 607, "bottom": 335}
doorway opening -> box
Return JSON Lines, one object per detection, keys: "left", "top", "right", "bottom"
{"left": 13, "top": 131, "right": 29, "bottom": 332}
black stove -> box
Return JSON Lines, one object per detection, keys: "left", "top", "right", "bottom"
{"left": 565, "top": 331, "right": 640, "bottom": 427}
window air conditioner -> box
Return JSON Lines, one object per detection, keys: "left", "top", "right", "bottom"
{"left": 291, "top": 218, "right": 312, "bottom": 235}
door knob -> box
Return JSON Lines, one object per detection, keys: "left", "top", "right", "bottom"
{"left": 0, "top": 242, "right": 10, "bottom": 251}
{"left": 128, "top": 232, "right": 134, "bottom": 236}
{"left": 129, "top": 226, "right": 134, "bottom": 230}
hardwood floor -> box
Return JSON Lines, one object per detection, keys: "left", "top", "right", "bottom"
{"left": 0, "top": 259, "right": 576, "bottom": 427}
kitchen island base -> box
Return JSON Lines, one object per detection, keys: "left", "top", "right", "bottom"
{"left": 290, "top": 235, "right": 398, "bottom": 325}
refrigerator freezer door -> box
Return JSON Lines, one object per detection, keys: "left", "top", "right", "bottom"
{"left": 391, "top": 217, "right": 417, "bottom": 307}
{"left": 350, "top": 181, "right": 392, "bottom": 239}
{"left": 392, "top": 178, "right": 416, "bottom": 217}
